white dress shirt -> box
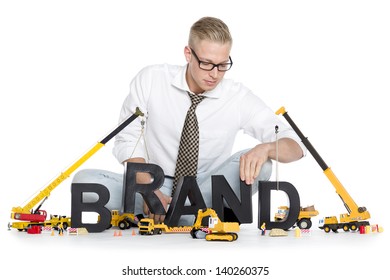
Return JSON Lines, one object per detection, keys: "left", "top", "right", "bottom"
{"left": 113, "top": 64, "right": 305, "bottom": 177}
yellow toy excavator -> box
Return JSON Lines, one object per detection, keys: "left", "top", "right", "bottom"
{"left": 190, "top": 208, "right": 239, "bottom": 241}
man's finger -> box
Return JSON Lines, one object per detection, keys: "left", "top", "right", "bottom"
{"left": 158, "top": 214, "right": 166, "bottom": 224}
{"left": 154, "top": 214, "right": 164, "bottom": 224}
{"left": 143, "top": 202, "right": 149, "bottom": 215}
{"left": 253, "top": 160, "right": 263, "bottom": 181}
{"left": 244, "top": 159, "right": 254, "bottom": 184}
{"left": 239, "top": 157, "right": 245, "bottom": 181}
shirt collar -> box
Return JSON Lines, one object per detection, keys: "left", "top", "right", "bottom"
{"left": 171, "top": 64, "right": 222, "bottom": 99}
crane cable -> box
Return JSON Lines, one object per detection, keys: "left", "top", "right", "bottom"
{"left": 129, "top": 116, "right": 150, "bottom": 162}
{"left": 275, "top": 125, "right": 279, "bottom": 191}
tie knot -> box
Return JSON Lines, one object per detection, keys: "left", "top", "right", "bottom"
{"left": 188, "top": 92, "right": 205, "bottom": 107}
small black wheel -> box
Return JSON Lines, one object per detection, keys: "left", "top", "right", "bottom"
{"left": 190, "top": 228, "right": 198, "bottom": 238}
{"left": 324, "top": 226, "right": 331, "bottom": 233}
{"left": 118, "top": 221, "right": 128, "bottom": 230}
{"left": 297, "top": 218, "right": 312, "bottom": 229}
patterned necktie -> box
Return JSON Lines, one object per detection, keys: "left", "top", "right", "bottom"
{"left": 172, "top": 92, "right": 205, "bottom": 196}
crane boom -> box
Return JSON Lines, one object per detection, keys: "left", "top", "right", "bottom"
{"left": 11, "top": 107, "right": 143, "bottom": 220}
{"left": 275, "top": 107, "right": 370, "bottom": 224}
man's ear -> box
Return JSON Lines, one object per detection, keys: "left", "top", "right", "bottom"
{"left": 184, "top": 46, "right": 191, "bottom": 63}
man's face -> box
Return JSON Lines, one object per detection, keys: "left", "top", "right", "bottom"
{"left": 185, "top": 40, "right": 231, "bottom": 94}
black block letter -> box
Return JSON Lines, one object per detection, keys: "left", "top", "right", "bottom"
{"left": 71, "top": 183, "right": 111, "bottom": 233}
{"left": 212, "top": 175, "right": 252, "bottom": 223}
{"left": 164, "top": 177, "right": 206, "bottom": 226}
{"left": 123, "top": 162, "right": 165, "bottom": 215}
{"left": 258, "top": 181, "right": 300, "bottom": 230}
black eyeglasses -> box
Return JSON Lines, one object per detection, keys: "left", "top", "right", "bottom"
{"left": 190, "top": 48, "right": 233, "bottom": 72}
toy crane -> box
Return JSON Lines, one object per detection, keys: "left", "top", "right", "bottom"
{"left": 276, "top": 106, "right": 370, "bottom": 232}
{"left": 9, "top": 107, "right": 143, "bottom": 231}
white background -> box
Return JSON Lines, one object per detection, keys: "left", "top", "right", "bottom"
{"left": 1, "top": 0, "right": 389, "bottom": 279}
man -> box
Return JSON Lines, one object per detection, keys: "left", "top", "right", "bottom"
{"left": 73, "top": 17, "right": 305, "bottom": 225}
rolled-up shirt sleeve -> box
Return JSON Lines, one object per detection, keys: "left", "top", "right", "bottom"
{"left": 240, "top": 91, "right": 307, "bottom": 157}
{"left": 112, "top": 67, "right": 151, "bottom": 163}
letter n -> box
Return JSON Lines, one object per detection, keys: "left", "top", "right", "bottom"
{"left": 212, "top": 175, "right": 252, "bottom": 223}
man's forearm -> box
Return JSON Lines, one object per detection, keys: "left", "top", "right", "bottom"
{"left": 266, "top": 138, "right": 303, "bottom": 163}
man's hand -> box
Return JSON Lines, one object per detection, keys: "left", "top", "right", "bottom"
{"left": 240, "top": 138, "right": 303, "bottom": 185}
{"left": 143, "top": 190, "right": 172, "bottom": 224}
{"left": 125, "top": 157, "right": 171, "bottom": 224}
{"left": 240, "top": 143, "right": 270, "bottom": 185}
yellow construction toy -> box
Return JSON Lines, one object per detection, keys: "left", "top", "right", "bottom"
{"left": 276, "top": 107, "right": 370, "bottom": 233}
{"left": 9, "top": 108, "right": 143, "bottom": 232}
{"left": 190, "top": 208, "right": 239, "bottom": 241}
{"left": 138, "top": 218, "right": 192, "bottom": 235}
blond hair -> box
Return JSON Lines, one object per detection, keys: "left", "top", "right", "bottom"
{"left": 188, "top": 17, "right": 232, "bottom": 47}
